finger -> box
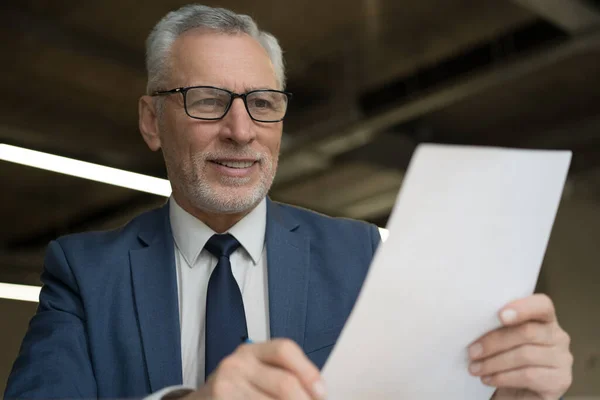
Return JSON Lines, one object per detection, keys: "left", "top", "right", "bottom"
{"left": 248, "top": 362, "right": 313, "bottom": 400}
{"left": 492, "top": 389, "right": 540, "bottom": 400}
{"left": 481, "top": 366, "right": 572, "bottom": 396}
{"left": 247, "top": 339, "right": 326, "bottom": 399}
{"left": 469, "top": 322, "right": 555, "bottom": 361}
{"left": 499, "top": 294, "right": 556, "bottom": 326}
{"left": 469, "top": 344, "right": 562, "bottom": 377}
{"left": 202, "top": 366, "right": 273, "bottom": 400}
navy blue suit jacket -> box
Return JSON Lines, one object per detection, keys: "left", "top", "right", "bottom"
{"left": 5, "top": 199, "right": 380, "bottom": 398}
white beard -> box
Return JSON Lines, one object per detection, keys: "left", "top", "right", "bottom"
{"left": 163, "top": 143, "right": 277, "bottom": 215}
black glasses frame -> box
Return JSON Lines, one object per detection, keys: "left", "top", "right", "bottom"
{"left": 151, "top": 85, "right": 292, "bottom": 123}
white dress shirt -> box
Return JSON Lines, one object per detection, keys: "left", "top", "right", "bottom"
{"left": 147, "top": 197, "right": 270, "bottom": 398}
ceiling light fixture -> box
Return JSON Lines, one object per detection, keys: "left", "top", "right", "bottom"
{"left": 0, "top": 282, "right": 41, "bottom": 303}
{"left": 0, "top": 144, "right": 172, "bottom": 196}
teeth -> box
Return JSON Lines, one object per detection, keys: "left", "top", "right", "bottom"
{"left": 215, "top": 160, "right": 254, "bottom": 169}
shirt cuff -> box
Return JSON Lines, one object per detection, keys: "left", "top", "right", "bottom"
{"left": 143, "top": 385, "right": 195, "bottom": 400}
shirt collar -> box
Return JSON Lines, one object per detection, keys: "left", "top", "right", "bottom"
{"left": 169, "top": 197, "right": 266, "bottom": 267}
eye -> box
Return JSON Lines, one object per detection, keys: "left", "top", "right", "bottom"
{"left": 250, "top": 98, "right": 272, "bottom": 109}
{"left": 199, "top": 98, "right": 218, "bottom": 105}
{"left": 189, "top": 97, "right": 227, "bottom": 108}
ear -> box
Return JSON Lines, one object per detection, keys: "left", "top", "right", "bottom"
{"left": 139, "top": 95, "right": 162, "bottom": 151}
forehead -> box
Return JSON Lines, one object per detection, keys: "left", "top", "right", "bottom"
{"left": 168, "top": 29, "right": 278, "bottom": 91}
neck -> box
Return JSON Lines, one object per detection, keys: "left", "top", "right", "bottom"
{"left": 172, "top": 192, "right": 257, "bottom": 233}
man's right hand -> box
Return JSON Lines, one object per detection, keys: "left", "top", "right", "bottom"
{"left": 183, "top": 338, "right": 326, "bottom": 400}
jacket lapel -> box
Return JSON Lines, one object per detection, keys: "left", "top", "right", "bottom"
{"left": 130, "top": 203, "right": 183, "bottom": 392}
{"left": 266, "top": 199, "right": 310, "bottom": 347}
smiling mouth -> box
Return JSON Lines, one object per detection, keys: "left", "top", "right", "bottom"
{"left": 211, "top": 160, "right": 256, "bottom": 169}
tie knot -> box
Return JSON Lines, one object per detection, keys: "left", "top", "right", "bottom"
{"left": 205, "top": 234, "right": 241, "bottom": 258}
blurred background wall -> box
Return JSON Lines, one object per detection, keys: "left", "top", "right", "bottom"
{"left": 0, "top": 0, "right": 599, "bottom": 397}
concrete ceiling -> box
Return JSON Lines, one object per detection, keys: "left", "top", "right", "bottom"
{"left": 1, "top": 0, "right": 600, "bottom": 285}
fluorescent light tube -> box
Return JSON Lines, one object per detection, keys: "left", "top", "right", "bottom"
{"left": 378, "top": 227, "right": 389, "bottom": 242}
{"left": 0, "top": 282, "right": 41, "bottom": 303}
{"left": 0, "top": 144, "right": 172, "bottom": 196}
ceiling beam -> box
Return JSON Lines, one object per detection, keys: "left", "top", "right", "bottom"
{"left": 334, "top": 132, "right": 416, "bottom": 170}
{"left": 274, "top": 31, "right": 600, "bottom": 187}
{"left": 512, "top": 0, "right": 600, "bottom": 34}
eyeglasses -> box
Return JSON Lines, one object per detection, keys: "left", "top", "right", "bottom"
{"left": 151, "top": 85, "right": 292, "bottom": 123}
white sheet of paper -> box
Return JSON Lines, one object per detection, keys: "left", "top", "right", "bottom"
{"left": 322, "top": 144, "right": 571, "bottom": 399}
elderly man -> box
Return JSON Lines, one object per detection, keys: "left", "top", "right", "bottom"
{"left": 5, "top": 4, "right": 572, "bottom": 400}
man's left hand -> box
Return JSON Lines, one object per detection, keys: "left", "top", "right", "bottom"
{"left": 468, "top": 294, "right": 573, "bottom": 399}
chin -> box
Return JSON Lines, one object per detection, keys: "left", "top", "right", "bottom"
{"left": 190, "top": 183, "right": 267, "bottom": 214}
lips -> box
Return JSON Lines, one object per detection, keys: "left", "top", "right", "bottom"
{"left": 212, "top": 160, "right": 256, "bottom": 169}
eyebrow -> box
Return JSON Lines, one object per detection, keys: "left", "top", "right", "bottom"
{"left": 244, "top": 86, "right": 276, "bottom": 92}
{"left": 186, "top": 84, "right": 278, "bottom": 92}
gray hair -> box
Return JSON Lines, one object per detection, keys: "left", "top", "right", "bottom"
{"left": 145, "top": 4, "right": 286, "bottom": 95}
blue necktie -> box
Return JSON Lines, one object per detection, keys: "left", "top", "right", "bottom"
{"left": 204, "top": 233, "right": 247, "bottom": 378}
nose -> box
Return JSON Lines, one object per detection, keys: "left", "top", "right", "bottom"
{"left": 219, "top": 97, "right": 256, "bottom": 145}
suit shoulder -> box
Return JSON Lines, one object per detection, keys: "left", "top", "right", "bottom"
{"left": 272, "top": 201, "right": 379, "bottom": 241}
